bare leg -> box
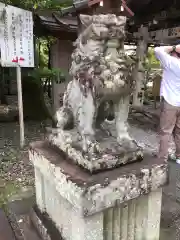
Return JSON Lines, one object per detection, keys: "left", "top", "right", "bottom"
{"left": 174, "top": 108, "right": 180, "bottom": 158}
{"left": 158, "top": 99, "right": 177, "bottom": 160}
{"left": 114, "top": 95, "right": 135, "bottom": 148}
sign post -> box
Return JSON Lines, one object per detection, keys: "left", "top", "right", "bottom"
{"left": 16, "top": 65, "right": 24, "bottom": 148}
{"left": 0, "top": 4, "right": 34, "bottom": 148}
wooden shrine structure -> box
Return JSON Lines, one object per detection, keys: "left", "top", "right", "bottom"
{"left": 33, "top": 0, "right": 180, "bottom": 110}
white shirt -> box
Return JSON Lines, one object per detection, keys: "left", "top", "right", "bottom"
{"left": 155, "top": 46, "right": 180, "bottom": 106}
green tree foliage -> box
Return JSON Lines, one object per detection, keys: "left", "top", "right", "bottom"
{"left": 29, "top": 67, "right": 66, "bottom": 84}
{"left": 146, "top": 47, "right": 160, "bottom": 68}
{"left": 37, "top": 38, "right": 50, "bottom": 67}
{"left": 2, "top": 0, "right": 73, "bottom": 11}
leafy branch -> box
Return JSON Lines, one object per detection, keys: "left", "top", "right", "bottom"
{"left": 1, "top": 0, "right": 73, "bottom": 11}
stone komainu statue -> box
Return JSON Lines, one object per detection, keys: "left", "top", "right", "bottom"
{"left": 55, "top": 14, "right": 137, "bottom": 154}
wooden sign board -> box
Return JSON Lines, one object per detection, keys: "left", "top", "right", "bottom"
{"left": 0, "top": 4, "right": 34, "bottom": 67}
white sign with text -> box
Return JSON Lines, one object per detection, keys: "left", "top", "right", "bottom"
{"left": 1, "top": 5, "right": 34, "bottom": 67}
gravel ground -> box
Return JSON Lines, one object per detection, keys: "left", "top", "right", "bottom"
{"left": 0, "top": 120, "right": 47, "bottom": 206}
{"left": 0, "top": 121, "right": 47, "bottom": 184}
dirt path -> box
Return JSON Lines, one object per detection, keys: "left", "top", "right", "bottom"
{"left": 0, "top": 121, "right": 46, "bottom": 206}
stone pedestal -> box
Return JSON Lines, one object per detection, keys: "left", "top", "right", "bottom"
{"left": 48, "top": 128, "right": 143, "bottom": 173}
{"left": 29, "top": 141, "right": 168, "bottom": 240}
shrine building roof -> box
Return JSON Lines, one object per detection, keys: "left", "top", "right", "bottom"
{"left": 34, "top": 0, "right": 180, "bottom": 39}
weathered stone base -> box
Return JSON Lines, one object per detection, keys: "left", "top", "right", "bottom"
{"left": 29, "top": 141, "right": 168, "bottom": 240}
{"left": 31, "top": 191, "right": 162, "bottom": 240}
{"left": 48, "top": 127, "right": 143, "bottom": 173}
{"left": 30, "top": 207, "right": 57, "bottom": 240}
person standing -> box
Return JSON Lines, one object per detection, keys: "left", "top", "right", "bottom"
{"left": 155, "top": 45, "right": 180, "bottom": 163}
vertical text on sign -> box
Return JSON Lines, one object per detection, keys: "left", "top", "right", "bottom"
{"left": 0, "top": 5, "right": 34, "bottom": 67}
